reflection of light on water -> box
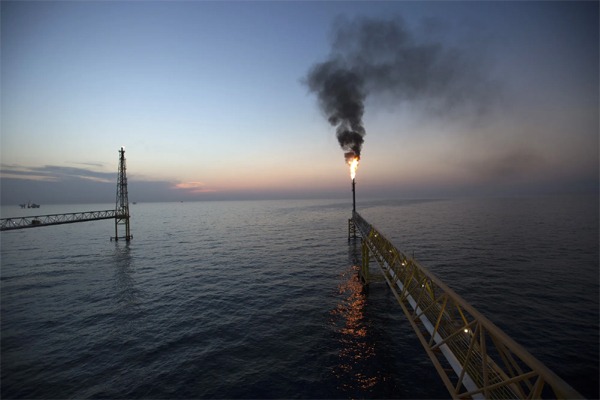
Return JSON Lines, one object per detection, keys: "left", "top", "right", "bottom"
{"left": 113, "top": 243, "right": 139, "bottom": 310}
{"left": 331, "top": 265, "right": 378, "bottom": 394}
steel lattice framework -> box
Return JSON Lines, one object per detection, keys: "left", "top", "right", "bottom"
{"left": 351, "top": 211, "right": 582, "bottom": 400}
{"left": 113, "top": 147, "right": 132, "bottom": 241}
{"left": 1, "top": 210, "right": 118, "bottom": 231}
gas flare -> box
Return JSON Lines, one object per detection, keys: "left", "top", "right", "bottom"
{"left": 348, "top": 156, "right": 359, "bottom": 180}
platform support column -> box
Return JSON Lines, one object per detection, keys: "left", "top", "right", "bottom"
{"left": 348, "top": 217, "right": 357, "bottom": 240}
{"left": 360, "top": 239, "right": 370, "bottom": 284}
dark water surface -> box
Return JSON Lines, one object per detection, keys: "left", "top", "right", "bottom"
{"left": 1, "top": 196, "right": 598, "bottom": 399}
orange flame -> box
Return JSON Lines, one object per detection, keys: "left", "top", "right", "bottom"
{"left": 348, "top": 156, "right": 359, "bottom": 180}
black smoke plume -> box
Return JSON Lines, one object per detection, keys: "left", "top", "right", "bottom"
{"left": 306, "top": 15, "right": 493, "bottom": 162}
{"left": 306, "top": 60, "right": 366, "bottom": 163}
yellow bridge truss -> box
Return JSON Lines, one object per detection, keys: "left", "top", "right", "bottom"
{"left": 351, "top": 212, "right": 582, "bottom": 399}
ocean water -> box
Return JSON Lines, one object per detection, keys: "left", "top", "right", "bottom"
{"left": 1, "top": 195, "right": 598, "bottom": 399}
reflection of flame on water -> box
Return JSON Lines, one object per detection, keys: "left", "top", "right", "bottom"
{"left": 331, "top": 265, "right": 378, "bottom": 394}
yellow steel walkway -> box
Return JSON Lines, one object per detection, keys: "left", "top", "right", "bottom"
{"left": 351, "top": 211, "right": 582, "bottom": 399}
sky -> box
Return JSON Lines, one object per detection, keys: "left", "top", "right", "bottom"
{"left": 1, "top": 1, "right": 598, "bottom": 204}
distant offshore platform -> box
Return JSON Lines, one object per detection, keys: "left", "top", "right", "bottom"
{"left": 2, "top": 147, "right": 132, "bottom": 241}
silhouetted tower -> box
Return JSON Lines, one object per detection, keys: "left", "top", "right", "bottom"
{"left": 113, "top": 147, "right": 132, "bottom": 241}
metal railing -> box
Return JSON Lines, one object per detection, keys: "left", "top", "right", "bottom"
{"left": 352, "top": 211, "right": 582, "bottom": 399}
{"left": 1, "top": 210, "right": 120, "bottom": 231}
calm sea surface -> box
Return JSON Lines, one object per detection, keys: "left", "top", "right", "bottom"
{"left": 1, "top": 195, "right": 598, "bottom": 399}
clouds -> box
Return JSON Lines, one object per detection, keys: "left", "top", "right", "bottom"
{"left": 0, "top": 164, "right": 221, "bottom": 204}
{"left": 1, "top": 164, "right": 113, "bottom": 183}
